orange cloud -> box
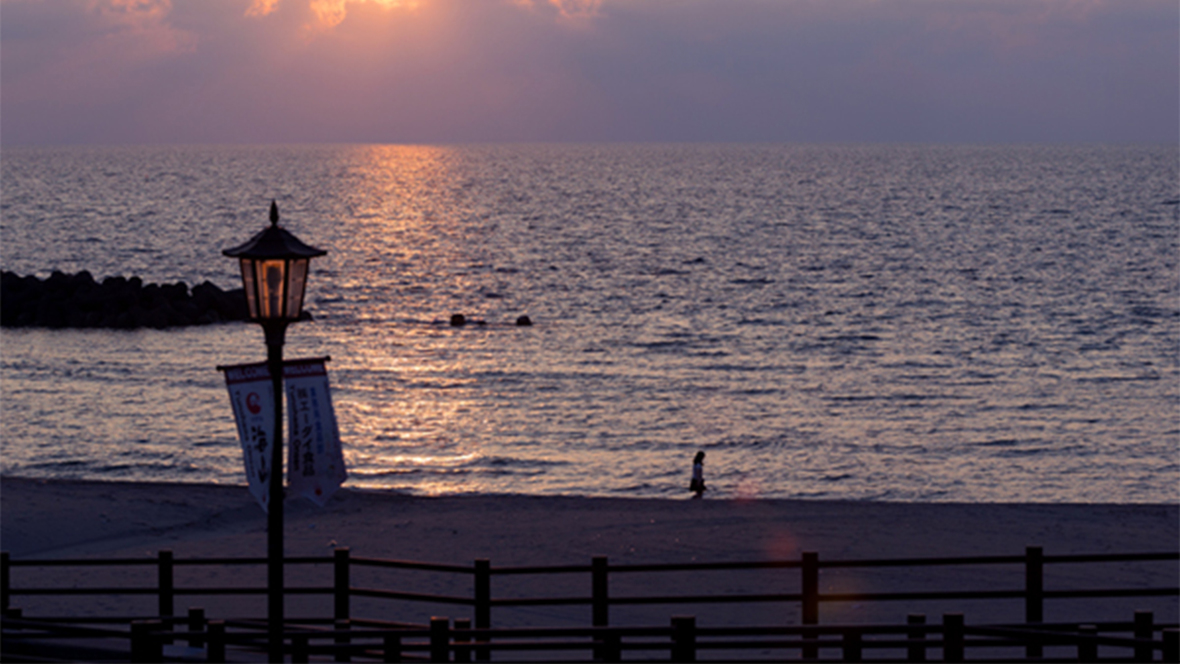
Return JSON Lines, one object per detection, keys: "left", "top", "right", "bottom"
{"left": 87, "top": 0, "right": 169, "bottom": 32}
{"left": 247, "top": 0, "right": 600, "bottom": 29}
{"left": 513, "top": 0, "right": 604, "bottom": 20}
{"left": 246, "top": 0, "right": 281, "bottom": 18}
{"left": 246, "top": 0, "right": 420, "bottom": 28}
{"left": 555, "top": 0, "right": 604, "bottom": 18}
{"left": 86, "top": 0, "right": 196, "bottom": 55}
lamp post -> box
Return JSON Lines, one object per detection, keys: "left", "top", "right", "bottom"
{"left": 223, "top": 200, "right": 326, "bottom": 662}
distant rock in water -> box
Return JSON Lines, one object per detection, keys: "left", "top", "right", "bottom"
{"left": 1, "top": 270, "right": 249, "bottom": 329}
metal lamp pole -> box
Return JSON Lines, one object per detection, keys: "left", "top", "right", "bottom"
{"left": 224, "top": 201, "right": 325, "bottom": 662}
{"left": 263, "top": 317, "right": 288, "bottom": 662}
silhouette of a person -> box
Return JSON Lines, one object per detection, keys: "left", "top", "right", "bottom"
{"left": 690, "top": 451, "right": 706, "bottom": 498}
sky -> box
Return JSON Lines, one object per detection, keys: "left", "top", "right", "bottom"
{"left": 1, "top": 0, "right": 1177, "bottom": 146}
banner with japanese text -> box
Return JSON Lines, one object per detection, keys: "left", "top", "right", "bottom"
{"left": 283, "top": 358, "right": 347, "bottom": 506}
{"left": 220, "top": 361, "right": 276, "bottom": 512}
{"left": 219, "top": 356, "right": 347, "bottom": 511}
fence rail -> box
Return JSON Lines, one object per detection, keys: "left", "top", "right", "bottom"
{"left": 3, "top": 547, "right": 1177, "bottom": 661}
{"left": 3, "top": 612, "right": 1179, "bottom": 662}
{"left": 4, "top": 548, "right": 1177, "bottom": 623}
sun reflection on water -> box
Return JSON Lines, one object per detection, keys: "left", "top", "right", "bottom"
{"left": 311, "top": 145, "right": 520, "bottom": 491}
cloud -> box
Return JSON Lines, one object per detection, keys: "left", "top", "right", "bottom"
{"left": 1, "top": 0, "right": 196, "bottom": 102}
{"left": 309, "top": 0, "right": 416, "bottom": 29}
{"left": 86, "top": 0, "right": 197, "bottom": 54}
{"left": 1, "top": 0, "right": 1175, "bottom": 145}
{"left": 513, "top": 0, "right": 604, "bottom": 21}
{"left": 91, "top": 0, "right": 172, "bottom": 25}
{"left": 244, "top": 0, "right": 423, "bottom": 29}
{"left": 246, "top": 0, "right": 282, "bottom": 17}
{"left": 246, "top": 0, "right": 596, "bottom": 30}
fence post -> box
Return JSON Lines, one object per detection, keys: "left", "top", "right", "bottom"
{"left": 592, "top": 556, "right": 610, "bottom": 661}
{"left": 334, "top": 547, "right": 350, "bottom": 622}
{"left": 1024, "top": 545, "right": 1043, "bottom": 659}
{"left": 802, "top": 551, "right": 819, "bottom": 624}
{"left": 1024, "top": 544, "right": 1043, "bottom": 660}
{"left": 188, "top": 607, "right": 206, "bottom": 648}
{"left": 292, "top": 633, "right": 310, "bottom": 663}
{"left": 157, "top": 550, "right": 174, "bottom": 646}
{"left": 592, "top": 556, "right": 609, "bottom": 627}
{"left": 671, "top": 615, "right": 696, "bottom": 663}
{"left": 1, "top": 551, "right": 9, "bottom": 612}
{"left": 603, "top": 630, "right": 621, "bottom": 663}
{"left": 454, "top": 618, "right": 471, "bottom": 663}
{"left": 383, "top": 632, "right": 402, "bottom": 663}
{"left": 131, "top": 619, "right": 163, "bottom": 663}
{"left": 802, "top": 551, "right": 819, "bottom": 660}
{"left": 1163, "top": 628, "right": 1179, "bottom": 663}
{"left": 1077, "top": 624, "right": 1098, "bottom": 662}
{"left": 474, "top": 559, "right": 490, "bottom": 662}
{"left": 1133, "top": 610, "right": 1153, "bottom": 663}
{"left": 430, "top": 616, "right": 450, "bottom": 663}
{"left": 906, "top": 614, "right": 926, "bottom": 662}
{"left": 942, "top": 613, "right": 964, "bottom": 663}
{"left": 1024, "top": 546, "right": 1043, "bottom": 623}
{"left": 158, "top": 549, "right": 174, "bottom": 618}
{"left": 335, "top": 618, "right": 352, "bottom": 663}
{"left": 207, "top": 619, "right": 227, "bottom": 663}
{"left": 842, "top": 629, "right": 862, "bottom": 663}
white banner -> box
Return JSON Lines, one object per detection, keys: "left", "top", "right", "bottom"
{"left": 283, "top": 358, "right": 347, "bottom": 506}
{"left": 220, "top": 357, "right": 347, "bottom": 511}
{"left": 220, "top": 361, "right": 276, "bottom": 512}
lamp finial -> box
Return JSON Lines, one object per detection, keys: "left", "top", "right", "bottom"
{"left": 270, "top": 200, "right": 279, "bottom": 226}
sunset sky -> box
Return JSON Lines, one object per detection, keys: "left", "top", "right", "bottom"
{"left": 2, "top": 0, "right": 1176, "bottom": 146}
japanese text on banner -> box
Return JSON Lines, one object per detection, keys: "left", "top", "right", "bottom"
{"left": 220, "top": 361, "right": 274, "bottom": 512}
{"left": 284, "top": 359, "right": 348, "bottom": 506}
{"left": 220, "top": 357, "right": 347, "bottom": 511}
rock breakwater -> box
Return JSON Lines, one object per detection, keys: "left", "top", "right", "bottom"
{"left": 1, "top": 271, "right": 249, "bottom": 329}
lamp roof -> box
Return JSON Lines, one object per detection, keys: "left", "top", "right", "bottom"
{"left": 222, "top": 201, "right": 327, "bottom": 260}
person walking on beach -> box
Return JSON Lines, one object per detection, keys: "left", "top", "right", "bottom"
{"left": 690, "top": 451, "right": 706, "bottom": 498}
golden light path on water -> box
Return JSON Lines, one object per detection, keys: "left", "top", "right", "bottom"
{"left": 307, "top": 146, "right": 475, "bottom": 493}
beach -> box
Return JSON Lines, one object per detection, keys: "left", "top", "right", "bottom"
{"left": 2, "top": 477, "right": 1176, "bottom": 631}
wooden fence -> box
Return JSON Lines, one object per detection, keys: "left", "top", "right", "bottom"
{"left": 2, "top": 547, "right": 1177, "bottom": 661}
{"left": 4, "top": 611, "right": 1178, "bottom": 662}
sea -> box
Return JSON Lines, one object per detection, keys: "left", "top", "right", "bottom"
{"left": 1, "top": 144, "right": 1177, "bottom": 503}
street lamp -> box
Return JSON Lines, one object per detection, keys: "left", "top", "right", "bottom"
{"left": 223, "top": 200, "right": 326, "bottom": 662}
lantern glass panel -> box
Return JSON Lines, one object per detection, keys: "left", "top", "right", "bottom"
{"left": 285, "top": 258, "right": 309, "bottom": 319}
{"left": 258, "top": 259, "right": 288, "bottom": 319}
{"left": 239, "top": 258, "right": 259, "bottom": 319}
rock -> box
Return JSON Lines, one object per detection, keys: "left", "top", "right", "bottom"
{"left": 516, "top": 315, "right": 533, "bottom": 326}
{"left": 142, "top": 305, "right": 171, "bottom": 329}
{"left": 0, "top": 271, "right": 252, "bottom": 330}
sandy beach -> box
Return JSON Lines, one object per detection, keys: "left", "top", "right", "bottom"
{"left": 2, "top": 477, "right": 1176, "bottom": 631}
